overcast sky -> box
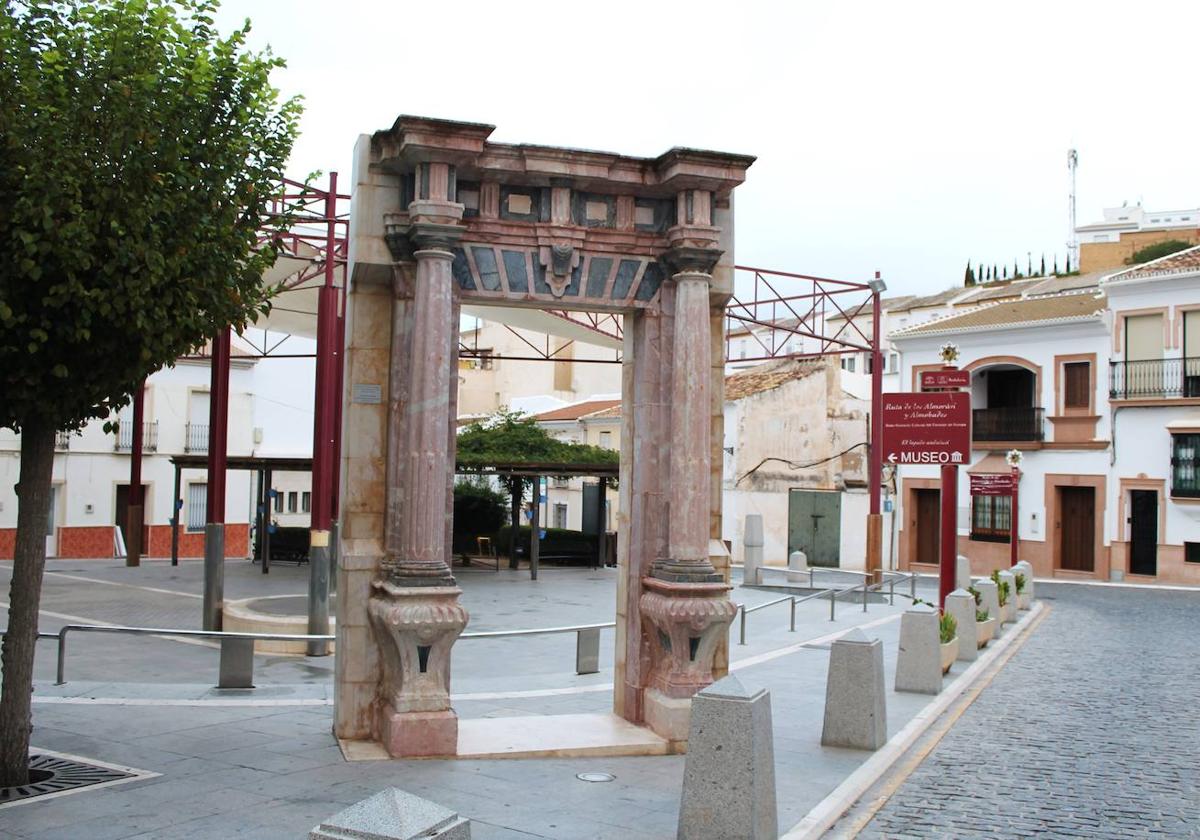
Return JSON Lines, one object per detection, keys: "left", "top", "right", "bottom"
{"left": 216, "top": 0, "right": 1199, "bottom": 298}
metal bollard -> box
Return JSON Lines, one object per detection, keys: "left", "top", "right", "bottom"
{"left": 789, "top": 597, "right": 796, "bottom": 632}
{"left": 829, "top": 588, "right": 836, "bottom": 621}
{"left": 738, "top": 606, "right": 747, "bottom": 645}
{"left": 889, "top": 578, "right": 896, "bottom": 606}
{"left": 862, "top": 581, "right": 868, "bottom": 612}
{"left": 218, "top": 637, "right": 255, "bottom": 689}
{"left": 911, "top": 572, "right": 917, "bottom": 601}
{"left": 575, "top": 628, "right": 600, "bottom": 675}
{"left": 809, "top": 568, "right": 815, "bottom": 589}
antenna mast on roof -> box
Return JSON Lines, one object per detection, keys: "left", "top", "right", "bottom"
{"left": 1067, "top": 148, "right": 1079, "bottom": 270}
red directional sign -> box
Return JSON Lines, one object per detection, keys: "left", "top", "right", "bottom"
{"left": 970, "top": 473, "right": 1015, "bottom": 496}
{"left": 881, "top": 392, "right": 971, "bottom": 465}
{"left": 921, "top": 369, "right": 971, "bottom": 390}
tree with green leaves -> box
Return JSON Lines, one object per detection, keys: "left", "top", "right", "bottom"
{"left": 0, "top": 0, "right": 299, "bottom": 785}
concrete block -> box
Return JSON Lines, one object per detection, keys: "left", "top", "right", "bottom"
{"left": 678, "top": 675, "right": 776, "bottom": 840}
{"left": 743, "top": 515, "right": 763, "bottom": 586}
{"left": 310, "top": 788, "right": 470, "bottom": 839}
{"left": 974, "top": 579, "right": 1001, "bottom": 635}
{"left": 645, "top": 687, "right": 692, "bottom": 744}
{"left": 944, "top": 589, "right": 978, "bottom": 663}
{"left": 894, "top": 604, "right": 942, "bottom": 694}
{"left": 997, "top": 570, "right": 1018, "bottom": 624}
{"left": 955, "top": 555, "right": 972, "bottom": 591}
{"left": 787, "top": 550, "right": 808, "bottom": 584}
{"left": 821, "top": 628, "right": 886, "bottom": 750}
{"left": 1014, "top": 560, "right": 1035, "bottom": 602}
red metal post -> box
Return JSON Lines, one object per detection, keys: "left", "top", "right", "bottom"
{"left": 1010, "top": 467, "right": 1020, "bottom": 567}
{"left": 306, "top": 171, "right": 339, "bottom": 655}
{"left": 203, "top": 327, "right": 231, "bottom": 630}
{"left": 126, "top": 381, "right": 145, "bottom": 567}
{"left": 330, "top": 302, "right": 346, "bottom": 522}
{"left": 939, "top": 463, "right": 958, "bottom": 608}
{"left": 867, "top": 277, "right": 884, "bottom": 580}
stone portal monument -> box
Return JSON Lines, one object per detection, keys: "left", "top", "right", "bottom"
{"left": 337, "top": 116, "right": 754, "bottom": 755}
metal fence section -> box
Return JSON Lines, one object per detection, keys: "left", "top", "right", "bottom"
{"left": 184, "top": 422, "right": 209, "bottom": 453}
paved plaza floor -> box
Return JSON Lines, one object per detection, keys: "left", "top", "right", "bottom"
{"left": 0, "top": 560, "right": 1196, "bottom": 838}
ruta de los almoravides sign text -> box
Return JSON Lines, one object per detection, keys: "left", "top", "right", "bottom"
{"left": 881, "top": 392, "right": 970, "bottom": 465}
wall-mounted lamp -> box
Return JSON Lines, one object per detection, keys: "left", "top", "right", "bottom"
{"left": 868, "top": 273, "right": 887, "bottom": 294}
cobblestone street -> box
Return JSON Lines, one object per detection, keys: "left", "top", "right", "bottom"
{"left": 857, "top": 583, "right": 1200, "bottom": 839}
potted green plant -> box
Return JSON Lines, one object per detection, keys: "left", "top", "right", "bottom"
{"left": 939, "top": 612, "right": 958, "bottom": 674}
{"left": 975, "top": 607, "right": 995, "bottom": 648}
{"left": 991, "top": 570, "right": 1016, "bottom": 623}
{"left": 1014, "top": 573, "right": 1031, "bottom": 610}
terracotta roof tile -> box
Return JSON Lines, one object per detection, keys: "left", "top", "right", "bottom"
{"left": 534, "top": 399, "right": 621, "bottom": 422}
{"left": 1107, "top": 245, "right": 1200, "bottom": 281}
{"left": 892, "top": 292, "right": 1106, "bottom": 337}
{"left": 725, "top": 359, "right": 824, "bottom": 400}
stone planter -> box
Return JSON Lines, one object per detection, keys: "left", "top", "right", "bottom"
{"left": 939, "top": 637, "right": 958, "bottom": 674}
{"left": 976, "top": 617, "right": 995, "bottom": 649}
{"left": 1017, "top": 592, "right": 1031, "bottom": 611}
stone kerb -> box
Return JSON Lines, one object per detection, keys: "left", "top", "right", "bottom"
{"left": 821, "top": 628, "right": 887, "bottom": 750}
{"left": 974, "top": 578, "right": 1002, "bottom": 636}
{"left": 894, "top": 604, "right": 943, "bottom": 694}
{"left": 944, "top": 589, "right": 978, "bottom": 663}
{"left": 743, "top": 514, "right": 764, "bottom": 586}
{"left": 310, "top": 788, "right": 471, "bottom": 840}
{"left": 996, "top": 570, "right": 1018, "bottom": 624}
{"left": 678, "top": 675, "right": 777, "bottom": 840}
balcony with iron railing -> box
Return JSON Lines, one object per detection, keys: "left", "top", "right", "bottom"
{"left": 1109, "top": 357, "right": 1200, "bottom": 400}
{"left": 972, "top": 407, "right": 1045, "bottom": 442}
{"left": 114, "top": 420, "right": 159, "bottom": 453}
{"left": 55, "top": 430, "right": 72, "bottom": 451}
{"left": 184, "top": 422, "right": 209, "bottom": 454}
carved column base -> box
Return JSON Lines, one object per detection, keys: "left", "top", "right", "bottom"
{"left": 640, "top": 578, "right": 736, "bottom": 701}
{"left": 367, "top": 581, "right": 468, "bottom": 757}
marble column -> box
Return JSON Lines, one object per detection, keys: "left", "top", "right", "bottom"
{"left": 639, "top": 194, "right": 737, "bottom": 741}
{"left": 368, "top": 167, "right": 469, "bottom": 758}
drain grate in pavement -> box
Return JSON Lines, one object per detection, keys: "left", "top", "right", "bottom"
{"left": 0, "top": 753, "right": 135, "bottom": 805}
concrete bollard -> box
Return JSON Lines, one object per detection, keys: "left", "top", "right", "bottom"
{"left": 955, "top": 555, "right": 972, "bottom": 591}
{"left": 944, "top": 588, "right": 978, "bottom": 663}
{"left": 743, "top": 515, "right": 764, "bottom": 586}
{"left": 310, "top": 788, "right": 471, "bottom": 839}
{"left": 787, "top": 550, "right": 808, "bottom": 584}
{"left": 894, "top": 604, "right": 942, "bottom": 694}
{"left": 974, "top": 578, "right": 1001, "bottom": 635}
{"left": 996, "top": 570, "right": 1018, "bottom": 624}
{"left": 821, "top": 628, "right": 886, "bottom": 750}
{"left": 678, "top": 675, "right": 777, "bottom": 840}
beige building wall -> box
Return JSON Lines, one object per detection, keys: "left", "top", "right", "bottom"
{"left": 1080, "top": 228, "right": 1200, "bottom": 273}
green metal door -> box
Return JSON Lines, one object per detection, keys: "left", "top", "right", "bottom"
{"left": 787, "top": 490, "right": 841, "bottom": 567}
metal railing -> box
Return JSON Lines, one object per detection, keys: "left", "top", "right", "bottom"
{"left": 54, "top": 430, "right": 72, "bottom": 450}
{"left": 4, "top": 620, "right": 616, "bottom": 687}
{"left": 1110, "top": 357, "right": 1200, "bottom": 400}
{"left": 114, "top": 420, "right": 159, "bottom": 453}
{"left": 184, "top": 422, "right": 208, "bottom": 453}
{"left": 972, "top": 407, "right": 1044, "bottom": 441}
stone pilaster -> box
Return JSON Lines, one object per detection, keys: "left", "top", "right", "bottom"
{"left": 368, "top": 169, "right": 469, "bottom": 757}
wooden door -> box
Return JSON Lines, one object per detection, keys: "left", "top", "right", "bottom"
{"left": 1129, "top": 490, "right": 1158, "bottom": 576}
{"left": 788, "top": 490, "right": 842, "bottom": 567}
{"left": 115, "top": 484, "right": 148, "bottom": 546}
{"left": 914, "top": 489, "right": 941, "bottom": 566}
{"left": 1058, "top": 486, "right": 1095, "bottom": 571}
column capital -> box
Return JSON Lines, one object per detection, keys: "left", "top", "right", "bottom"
{"left": 663, "top": 245, "right": 723, "bottom": 276}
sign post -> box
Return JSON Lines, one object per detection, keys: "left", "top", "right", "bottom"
{"left": 881, "top": 377, "right": 971, "bottom": 609}
{"left": 1010, "top": 466, "right": 1019, "bottom": 567}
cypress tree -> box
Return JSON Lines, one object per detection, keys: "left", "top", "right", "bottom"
{"left": 1003, "top": 265, "right": 1008, "bottom": 279}
{"left": 964, "top": 262, "right": 976, "bottom": 286}
{"left": 1066, "top": 254, "right": 1072, "bottom": 273}
{"left": 1053, "top": 255, "right": 1059, "bottom": 275}
{"left": 1040, "top": 254, "right": 1046, "bottom": 276}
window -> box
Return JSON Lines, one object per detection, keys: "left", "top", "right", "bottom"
{"left": 888, "top": 353, "right": 899, "bottom": 373}
{"left": 301, "top": 492, "right": 311, "bottom": 514}
{"left": 1186, "top": 542, "right": 1200, "bottom": 564}
{"left": 186, "top": 483, "right": 207, "bottom": 532}
{"left": 553, "top": 503, "right": 568, "bottom": 530}
{"left": 970, "top": 494, "right": 1011, "bottom": 542}
{"left": 552, "top": 476, "right": 569, "bottom": 489}
{"left": 273, "top": 490, "right": 283, "bottom": 513}
{"left": 1064, "top": 362, "right": 1090, "bottom": 410}
{"left": 599, "top": 431, "right": 613, "bottom": 450}
{"left": 1171, "top": 434, "right": 1200, "bottom": 497}
{"left": 841, "top": 356, "right": 856, "bottom": 373}
{"left": 288, "top": 491, "right": 298, "bottom": 513}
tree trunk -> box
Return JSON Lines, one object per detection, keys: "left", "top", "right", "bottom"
{"left": 0, "top": 423, "right": 56, "bottom": 788}
{"left": 508, "top": 477, "right": 522, "bottom": 570}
